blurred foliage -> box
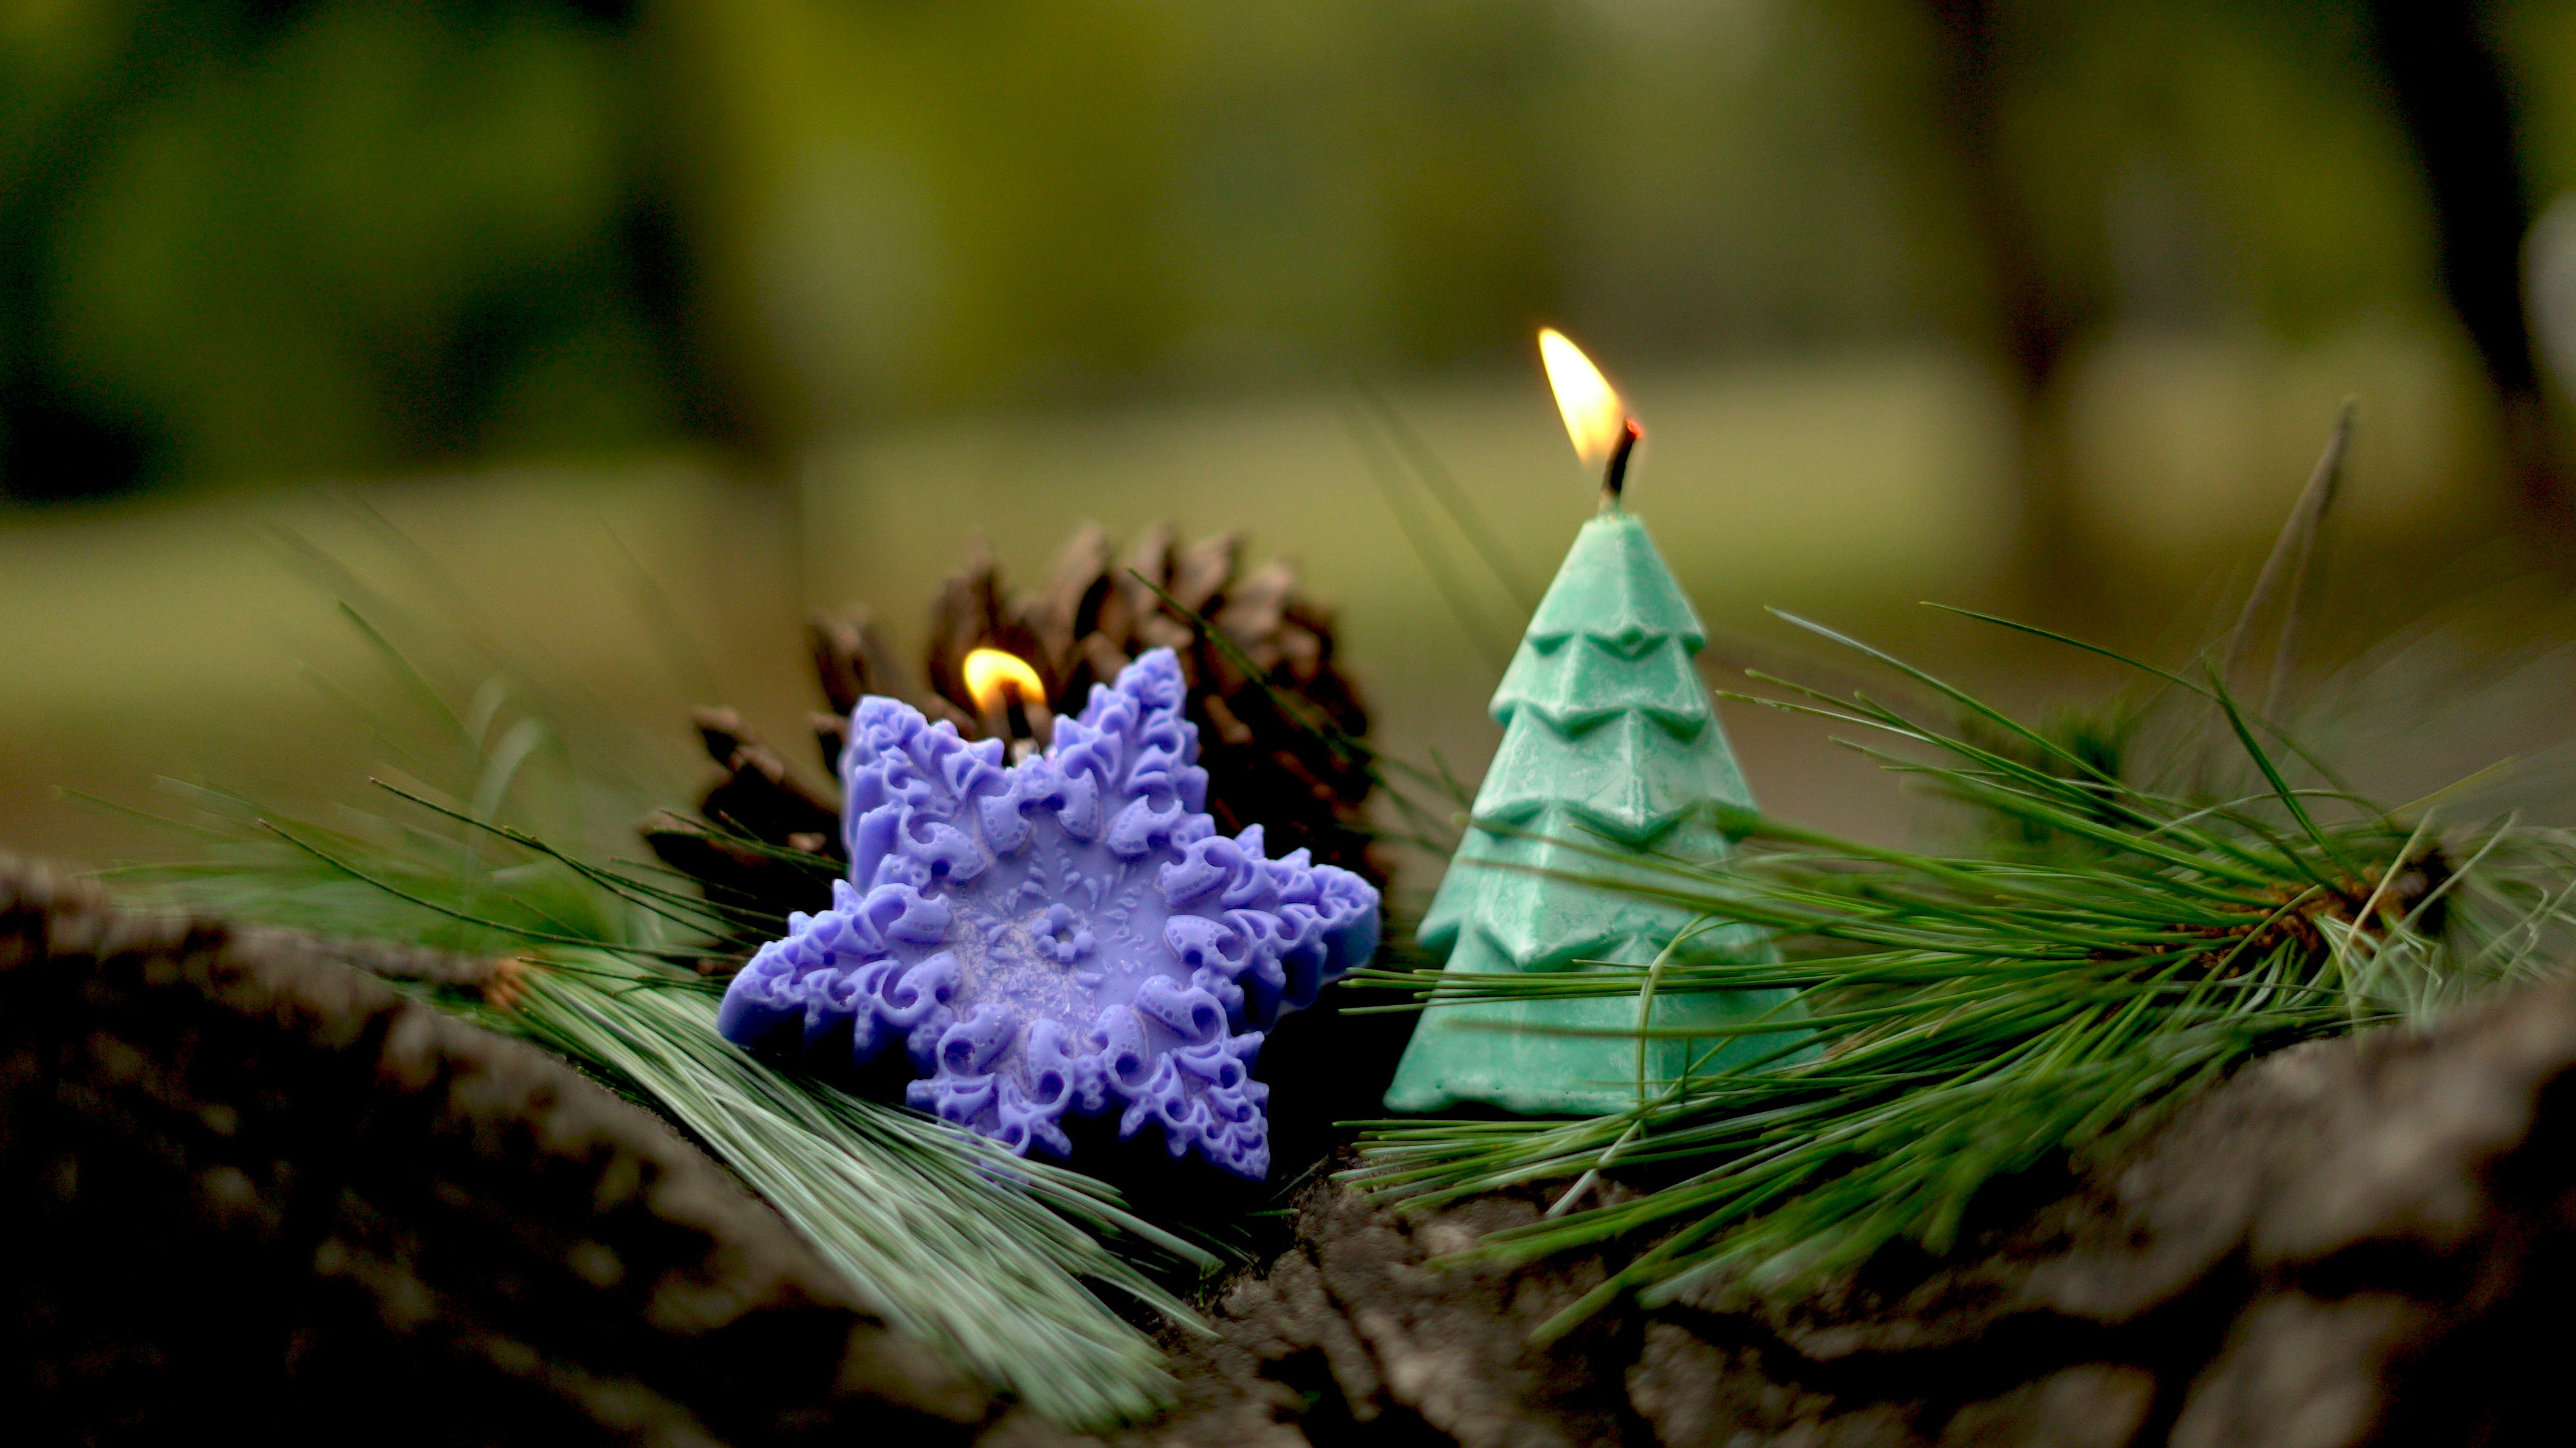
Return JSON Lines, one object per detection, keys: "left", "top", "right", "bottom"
{"left": 0, "top": 1, "right": 678, "bottom": 493}
{"left": 3, "top": 0, "right": 2575, "bottom": 499}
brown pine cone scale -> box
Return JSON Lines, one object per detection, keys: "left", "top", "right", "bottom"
{"left": 644, "top": 523, "right": 1380, "bottom": 949}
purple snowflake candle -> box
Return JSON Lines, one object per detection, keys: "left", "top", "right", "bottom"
{"left": 716, "top": 647, "right": 1380, "bottom": 1179}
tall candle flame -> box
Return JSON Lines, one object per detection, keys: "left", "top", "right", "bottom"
{"left": 1538, "top": 328, "right": 1629, "bottom": 468}
{"left": 962, "top": 647, "right": 1046, "bottom": 715}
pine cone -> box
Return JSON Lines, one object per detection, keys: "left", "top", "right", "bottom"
{"left": 922, "top": 525, "right": 1378, "bottom": 883}
{"left": 637, "top": 609, "right": 904, "bottom": 940}
{"left": 643, "top": 527, "right": 1380, "bottom": 946}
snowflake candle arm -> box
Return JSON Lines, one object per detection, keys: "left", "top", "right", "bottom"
{"left": 716, "top": 647, "right": 1379, "bottom": 1180}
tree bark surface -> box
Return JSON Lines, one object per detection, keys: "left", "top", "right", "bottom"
{"left": 1125, "top": 971, "right": 2576, "bottom": 1447}
{"left": 0, "top": 855, "right": 1032, "bottom": 1446}
{"left": 10, "top": 850, "right": 2573, "bottom": 1446}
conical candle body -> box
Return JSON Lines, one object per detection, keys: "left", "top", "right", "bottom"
{"left": 1383, "top": 510, "right": 1797, "bottom": 1116}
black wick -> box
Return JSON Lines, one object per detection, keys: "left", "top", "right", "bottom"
{"left": 1601, "top": 418, "right": 1641, "bottom": 506}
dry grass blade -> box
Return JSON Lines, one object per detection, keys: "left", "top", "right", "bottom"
{"left": 2219, "top": 403, "right": 2354, "bottom": 715}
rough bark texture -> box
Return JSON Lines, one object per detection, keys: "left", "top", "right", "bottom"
{"left": 1123, "top": 972, "right": 2576, "bottom": 1447}
{"left": 13, "top": 844, "right": 2576, "bottom": 1445}
{"left": 0, "top": 855, "right": 1041, "bottom": 1446}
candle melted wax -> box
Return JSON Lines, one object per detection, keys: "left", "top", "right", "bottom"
{"left": 716, "top": 648, "right": 1380, "bottom": 1179}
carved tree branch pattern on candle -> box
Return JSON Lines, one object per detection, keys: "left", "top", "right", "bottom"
{"left": 716, "top": 648, "right": 1380, "bottom": 1179}
{"left": 1384, "top": 329, "right": 1804, "bottom": 1118}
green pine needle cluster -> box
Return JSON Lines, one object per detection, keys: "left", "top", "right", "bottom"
{"left": 87, "top": 415, "right": 2574, "bottom": 1409}
{"left": 114, "top": 780, "right": 1210, "bottom": 1427}
{"left": 1345, "top": 607, "right": 2576, "bottom": 1340}
{"left": 88, "top": 510, "right": 1221, "bottom": 1429}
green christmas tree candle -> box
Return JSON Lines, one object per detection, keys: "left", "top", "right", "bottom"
{"left": 1383, "top": 332, "right": 1798, "bottom": 1116}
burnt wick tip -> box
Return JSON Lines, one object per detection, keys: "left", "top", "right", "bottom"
{"left": 1601, "top": 419, "right": 1641, "bottom": 505}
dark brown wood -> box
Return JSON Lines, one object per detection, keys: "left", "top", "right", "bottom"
{"left": 0, "top": 856, "right": 1024, "bottom": 1446}
{"left": 1134, "top": 970, "right": 2576, "bottom": 1447}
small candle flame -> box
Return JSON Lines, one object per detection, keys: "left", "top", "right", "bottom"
{"left": 963, "top": 647, "right": 1046, "bottom": 716}
{"left": 1538, "top": 328, "right": 1629, "bottom": 468}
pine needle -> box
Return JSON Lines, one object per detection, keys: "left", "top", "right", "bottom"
{"left": 93, "top": 527, "right": 1218, "bottom": 1429}
{"left": 1346, "top": 608, "right": 2576, "bottom": 1340}
{"left": 126, "top": 793, "right": 1210, "bottom": 1427}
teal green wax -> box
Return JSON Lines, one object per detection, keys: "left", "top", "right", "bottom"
{"left": 1383, "top": 507, "right": 1797, "bottom": 1116}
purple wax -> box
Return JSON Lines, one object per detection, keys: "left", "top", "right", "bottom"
{"left": 716, "top": 647, "right": 1380, "bottom": 1180}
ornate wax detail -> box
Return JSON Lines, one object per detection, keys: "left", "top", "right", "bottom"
{"left": 1383, "top": 510, "right": 1795, "bottom": 1119}
{"left": 716, "top": 648, "right": 1380, "bottom": 1179}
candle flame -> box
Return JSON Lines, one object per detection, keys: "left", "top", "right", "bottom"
{"left": 963, "top": 647, "right": 1046, "bottom": 716}
{"left": 1538, "top": 328, "right": 1629, "bottom": 468}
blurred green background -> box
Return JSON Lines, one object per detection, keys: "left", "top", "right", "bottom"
{"left": 9, "top": 0, "right": 2576, "bottom": 886}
